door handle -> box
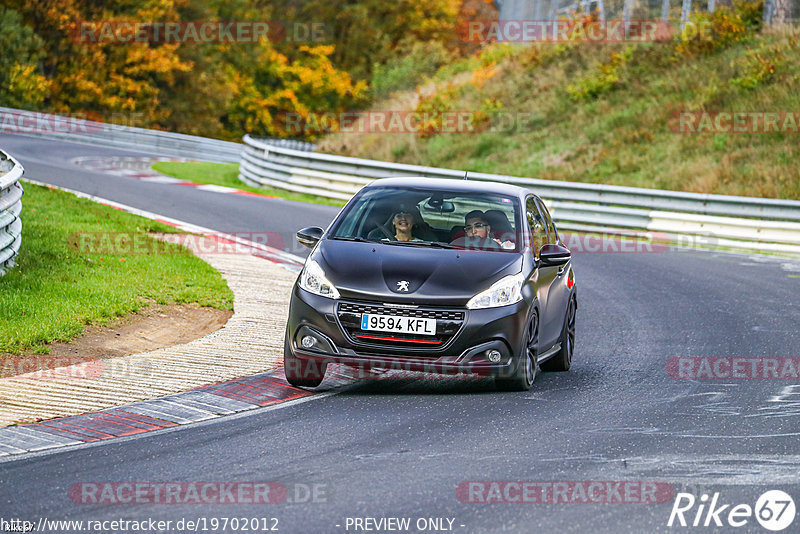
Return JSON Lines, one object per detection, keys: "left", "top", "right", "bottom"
{"left": 557, "top": 266, "right": 565, "bottom": 276}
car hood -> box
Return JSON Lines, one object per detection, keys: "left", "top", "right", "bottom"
{"left": 314, "top": 239, "right": 524, "bottom": 305}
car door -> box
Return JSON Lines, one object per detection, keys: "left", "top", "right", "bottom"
{"left": 526, "top": 196, "right": 560, "bottom": 351}
{"left": 536, "top": 198, "right": 571, "bottom": 348}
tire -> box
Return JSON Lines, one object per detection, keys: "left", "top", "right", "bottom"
{"left": 541, "top": 296, "right": 576, "bottom": 372}
{"left": 283, "top": 329, "right": 327, "bottom": 388}
{"left": 495, "top": 311, "right": 538, "bottom": 391}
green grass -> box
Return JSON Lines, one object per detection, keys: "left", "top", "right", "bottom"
{"left": 0, "top": 182, "right": 233, "bottom": 354}
{"left": 151, "top": 161, "right": 346, "bottom": 207}
{"left": 318, "top": 12, "right": 800, "bottom": 200}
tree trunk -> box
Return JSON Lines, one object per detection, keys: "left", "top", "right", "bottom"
{"left": 772, "top": 0, "right": 793, "bottom": 24}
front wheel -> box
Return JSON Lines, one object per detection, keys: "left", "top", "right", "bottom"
{"left": 541, "top": 296, "right": 576, "bottom": 372}
{"left": 283, "top": 329, "right": 327, "bottom": 388}
{"left": 495, "top": 311, "right": 538, "bottom": 391}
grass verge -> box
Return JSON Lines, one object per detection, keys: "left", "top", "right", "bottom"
{"left": 151, "top": 161, "right": 346, "bottom": 207}
{"left": 0, "top": 182, "right": 233, "bottom": 354}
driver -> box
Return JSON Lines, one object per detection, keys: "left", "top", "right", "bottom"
{"left": 383, "top": 207, "right": 423, "bottom": 242}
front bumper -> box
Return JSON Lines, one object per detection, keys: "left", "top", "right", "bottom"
{"left": 286, "top": 285, "right": 530, "bottom": 377}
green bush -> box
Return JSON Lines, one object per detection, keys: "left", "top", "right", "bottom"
{"left": 567, "top": 47, "right": 633, "bottom": 100}
{"left": 371, "top": 41, "right": 454, "bottom": 98}
{"left": 729, "top": 43, "right": 784, "bottom": 90}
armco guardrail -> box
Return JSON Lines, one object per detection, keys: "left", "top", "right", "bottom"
{"left": 240, "top": 134, "right": 800, "bottom": 255}
{"left": 0, "top": 150, "right": 23, "bottom": 276}
{"left": 0, "top": 107, "right": 314, "bottom": 163}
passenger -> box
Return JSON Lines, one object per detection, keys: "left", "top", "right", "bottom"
{"left": 463, "top": 210, "right": 514, "bottom": 249}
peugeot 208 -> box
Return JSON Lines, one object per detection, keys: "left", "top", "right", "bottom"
{"left": 284, "top": 177, "right": 577, "bottom": 391}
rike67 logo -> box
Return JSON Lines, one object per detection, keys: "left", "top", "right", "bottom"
{"left": 668, "top": 490, "right": 796, "bottom": 531}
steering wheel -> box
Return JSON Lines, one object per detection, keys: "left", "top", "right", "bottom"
{"left": 376, "top": 223, "right": 395, "bottom": 240}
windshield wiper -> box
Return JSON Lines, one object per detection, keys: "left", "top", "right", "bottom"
{"left": 383, "top": 240, "right": 458, "bottom": 249}
{"left": 330, "top": 236, "right": 370, "bottom": 242}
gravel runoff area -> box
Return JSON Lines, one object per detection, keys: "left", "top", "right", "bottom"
{"left": 0, "top": 237, "right": 298, "bottom": 427}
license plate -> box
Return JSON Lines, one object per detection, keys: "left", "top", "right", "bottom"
{"left": 361, "top": 314, "right": 436, "bottom": 336}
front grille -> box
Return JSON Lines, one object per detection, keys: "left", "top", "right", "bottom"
{"left": 337, "top": 302, "right": 465, "bottom": 351}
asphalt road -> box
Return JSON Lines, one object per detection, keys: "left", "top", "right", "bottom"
{"left": 1, "top": 135, "right": 800, "bottom": 533}
{"left": 0, "top": 134, "right": 339, "bottom": 257}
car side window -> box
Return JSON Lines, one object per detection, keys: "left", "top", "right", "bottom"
{"left": 536, "top": 199, "right": 557, "bottom": 244}
{"left": 526, "top": 197, "right": 546, "bottom": 259}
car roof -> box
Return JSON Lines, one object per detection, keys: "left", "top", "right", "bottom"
{"left": 363, "top": 176, "right": 532, "bottom": 199}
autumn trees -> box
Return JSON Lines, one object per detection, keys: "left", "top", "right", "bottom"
{"left": 0, "top": 0, "right": 494, "bottom": 140}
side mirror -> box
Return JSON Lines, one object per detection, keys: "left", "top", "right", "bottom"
{"left": 296, "top": 226, "right": 324, "bottom": 248}
{"left": 539, "top": 243, "right": 571, "bottom": 266}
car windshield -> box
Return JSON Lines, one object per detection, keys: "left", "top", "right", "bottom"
{"left": 329, "top": 186, "right": 522, "bottom": 252}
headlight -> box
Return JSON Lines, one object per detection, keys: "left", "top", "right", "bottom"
{"left": 299, "top": 259, "right": 340, "bottom": 299}
{"left": 466, "top": 272, "right": 524, "bottom": 309}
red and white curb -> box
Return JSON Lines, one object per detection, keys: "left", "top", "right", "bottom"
{"left": 0, "top": 368, "right": 359, "bottom": 458}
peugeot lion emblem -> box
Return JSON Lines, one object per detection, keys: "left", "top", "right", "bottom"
{"left": 396, "top": 280, "right": 410, "bottom": 292}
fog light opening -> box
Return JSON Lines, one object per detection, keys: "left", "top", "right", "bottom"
{"left": 301, "top": 335, "right": 317, "bottom": 349}
{"left": 486, "top": 349, "right": 502, "bottom": 363}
